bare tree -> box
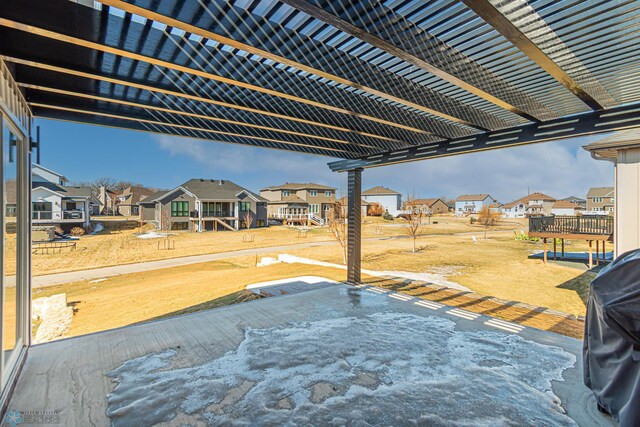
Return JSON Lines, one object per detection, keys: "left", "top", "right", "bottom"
{"left": 242, "top": 210, "right": 254, "bottom": 229}
{"left": 477, "top": 206, "right": 501, "bottom": 239}
{"left": 160, "top": 205, "right": 173, "bottom": 231}
{"left": 402, "top": 195, "right": 424, "bottom": 253}
{"left": 327, "top": 202, "right": 348, "bottom": 264}
{"left": 92, "top": 177, "right": 118, "bottom": 191}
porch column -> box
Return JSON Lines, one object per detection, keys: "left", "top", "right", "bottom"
{"left": 347, "top": 168, "right": 362, "bottom": 284}
{"left": 585, "top": 137, "right": 640, "bottom": 257}
{"left": 234, "top": 202, "right": 239, "bottom": 230}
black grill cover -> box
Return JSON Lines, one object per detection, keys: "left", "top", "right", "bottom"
{"left": 584, "top": 248, "right": 640, "bottom": 426}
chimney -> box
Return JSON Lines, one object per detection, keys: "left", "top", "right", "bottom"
{"left": 219, "top": 180, "right": 224, "bottom": 185}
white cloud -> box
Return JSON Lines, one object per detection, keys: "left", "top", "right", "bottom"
{"left": 155, "top": 134, "right": 613, "bottom": 202}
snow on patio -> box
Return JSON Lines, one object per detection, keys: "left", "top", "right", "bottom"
{"left": 106, "top": 311, "right": 576, "bottom": 426}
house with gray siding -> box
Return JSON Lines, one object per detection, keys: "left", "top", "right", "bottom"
{"left": 362, "top": 186, "right": 402, "bottom": 215}
{"left": 138, "top": 179, "right": 268, "bottom": 232}
{"left": 454, "top": 194, "right": 496, "bottom": 216}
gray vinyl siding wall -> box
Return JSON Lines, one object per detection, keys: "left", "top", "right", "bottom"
{"left": 159, "top": 190, "right": 197, "bottom": 231}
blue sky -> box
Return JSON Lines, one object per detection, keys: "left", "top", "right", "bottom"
{"left": 36, "top": 118, "right": 614, "bottom": 203}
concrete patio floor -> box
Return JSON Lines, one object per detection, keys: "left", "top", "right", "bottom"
{"left": 10, "top": 284, "right": 613, "bottom": 426}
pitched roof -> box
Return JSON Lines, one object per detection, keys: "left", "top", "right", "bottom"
{"left": 141, "top": 179, "right": 267, "bottom": 203}
{"left": 117, "top": 186, "right": 157, "bottom": 206}
{"left": 32, "top": 163, "right": 68, "bottom": 183}
{"left": 362, "top": 186, "right": 400, "bottom": 195}
{"left": 503, "top": 192, "right": 556, "bottom": 209}
{"left": 455, "top": 194, "right": 492, "bottom": 202}
{"left": 552, "top": 200, "right": 583, "bottom": 209}
{"left": 489, "top": 203, "right": 503, "bottom": 209}
{"left": 261, "top": 182, "right": 335, "bottom": 191}
{"left": 561, "top": 196, "right": 586, "bottom": 203}
{"left": 409, "top": 198, "right": 446, "bottom": 207}
{"left": 33, "top": 181, "right": 93, "bottom": 198}
{"left": 586, "top": 187, "right": 614, "bottom": 198}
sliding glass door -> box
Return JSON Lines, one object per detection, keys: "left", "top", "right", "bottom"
{"left": 1, "top": 115, "right": 28, "bottom": 390}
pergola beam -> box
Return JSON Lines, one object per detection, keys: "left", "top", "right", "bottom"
{"left": 0, "top": 17, "right": 435, "bottom": 138}
{"left": 19, "top": 83, "right": 382, "bottom": 151}
{"left": 4, "top": 55, "right": 411, "bottom": 152}
{"left": 279, "top": 0, "right": 554, "bottom": 122}
{"left": 462, "top": 0, "right": 613, "bottom": 111}
{"left": 32, "top": 102, "right": 358, "bottom": 157}
{"left": 97, "top": 0, "right": 507, "bottom": 131}
{"left": 328, "top": 103, "right": 640, "bottom": 171}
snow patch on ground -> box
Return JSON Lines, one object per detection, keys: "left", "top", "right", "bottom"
{"left": 90, "top": 222, "right": 104, "bottom": 235}
{"left": 136, "top": 231, "right": 172, "bottom": 239}
{"left": 32, "top": 293, "right": 72, "bottom": 344}
{"left": 106, "top": 312, "right": 576, "bottom": 426}
{"left": 276, "top": 254, "right": 470, "bottom": 291}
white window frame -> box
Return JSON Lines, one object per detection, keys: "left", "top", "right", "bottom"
{"left": 309, "top": 190, "right": 317, "bottom": 196}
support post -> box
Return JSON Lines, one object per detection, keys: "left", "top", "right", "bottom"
{"left": 347, "top": 168, "right": 362, "bottom": 284}
{"left": 561, "top": 238, "right": 565, "bottom": 258}
{"left": 588, "top": 240, "right": 593, "bottom": 269}
{"left": 553, "top": 238, "right": 557, "bottom": 261}
{"left": 596, "top": 240, "right": 600, "bottom": 265}
{"left": 543, "top": 238, "right": 547, "bottom": 264}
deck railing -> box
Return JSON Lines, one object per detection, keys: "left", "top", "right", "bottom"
{"left": 32, "top": 210, "right": 86, "bottom": 222}
{"left": 529, "top": 215, "right": 613, "bottom": 236}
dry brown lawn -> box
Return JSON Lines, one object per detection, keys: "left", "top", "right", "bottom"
{"left": 24, "top": 214, "right": 526, "bottom": 277}
{"left": 31, "top": 257, "right": 355, "bottom": 338}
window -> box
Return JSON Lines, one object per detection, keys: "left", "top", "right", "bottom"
{"left": 610, "top": 197, "right": 615, "bottom": 203}
{"left": 171, "top": 221, "right": 189, "bottom": 230}
{"left": 310, "top": 204, "right": 319, "bottom": 213}
{"left": 256, "top": 220, "right": 265, "bottom": 227}
{"left": 593, "top": 197, "right": 602, "bottom": 203}
{"left": 239, "top": 201, "right": 251, "bottom": 211}
{"left": 283, "top": 190, "right": 290, "bottom": 197}
{"left": 309, "top": 190, "right": 317, "bottom": 196}
{"left": 5, "top": 204, "right": 16, "bottom": 217}
{"left": 132, "top": 207, "right": 139, "bottom": 215}
{"left": 66, "top": 202, "right": 76, "bottom": 210}
{"left": 325, "top": 190, "right": 332, "bottom": 197}
{"left": 323, "top": 204, "right": 331, "bottom": 211}
{"left": 607, "top": 206, "right": 614, "bottom": 212}
{"left": 171, "top": 201, "right": 189, "bottom": 217}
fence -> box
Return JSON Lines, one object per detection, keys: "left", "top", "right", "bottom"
{"left": 32, "top": 241, "right": 77, "bottom": 255}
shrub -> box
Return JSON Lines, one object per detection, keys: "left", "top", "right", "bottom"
{"left": 54, "top": 226, "right": 64, "bottom": 235}
{"left": 382, "top": 211, "right": 394, "bottom": 221}
{"left": 70, "top": 227, "right": 86, "bottom": 236}
{"left": 469, "top": 216, "right": 477, "bottom": 224}
{"left": 367, "top": 202, "right": 384, "bottom": 216}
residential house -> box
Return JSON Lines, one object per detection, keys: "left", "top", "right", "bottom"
{"left": 260, "top": 183, "right": 336, "bottom": 220}
{"left": 362, "top": 186, "right": 402, "bottom": 215}
{"left": 336, "top": 196, "right": 370, "bottom": 217}
{"left": 139, "top": 179, "right": 267, "bottom": 232}
{"left": 405, "top": 198, "right": 449, "bottom": 215}
{"left": 561, "top": 196, "right": 587, "bottom": 209}
{"left": 28, "top": 164, "right": 94, "bottom": 228}
{"left": 96, "top": 186, "right": 118, "bottom": 215}
{"left": 502, "top": 192, "right": 556, "bottom": 218}
{"left": 115, "top": 186, "right": 155, "bottom": 216}
{"left": 489, "top": 202, "right": 504, "bottom": 213}
{"left": 586, "top": 187, "right": 614, "bottom": 214}
{"left": 551, "top": 200, "right": 584, "bottom": 216}
{"left": 454, "top": 194, "right": 495, "bottom": 216}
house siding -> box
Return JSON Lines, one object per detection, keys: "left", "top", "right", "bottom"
{"left": 158, "top": 190, "right": 196, "bottom": 231}
{"left": 362, "top": 194, "right": 401, "bottom": 214}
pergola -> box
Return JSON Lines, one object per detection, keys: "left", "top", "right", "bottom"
{"left": 0, "top": 0, "right": 639, "bottom": 409}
